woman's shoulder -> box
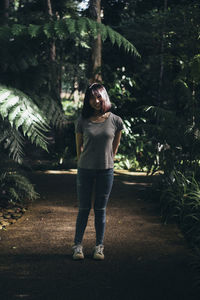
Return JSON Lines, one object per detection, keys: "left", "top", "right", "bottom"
{"left": 109, "top": 112, "right": 124, "bottom": 130}
{"left": 75, "top": 114, "right": 87, "bottom": 132}
{"left": 75, "top": 114, "right": 87, "bottom": 124}
{"left": 109, "top": 112, "right": 123, "bottom": 122}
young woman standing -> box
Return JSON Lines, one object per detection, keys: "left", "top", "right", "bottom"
{"left": 72, "top": 83, "right": 123, "bottom": 260}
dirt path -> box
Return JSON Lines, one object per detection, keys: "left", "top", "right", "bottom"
{"left": 0, "top": 170, "right": 198, "bottom": 300}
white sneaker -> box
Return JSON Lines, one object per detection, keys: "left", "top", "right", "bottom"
{"left": 93, "top": 244, "right": 104, "bottom": 260}
{"left": 72, "top": 244, "right": 84, "bottom": 260}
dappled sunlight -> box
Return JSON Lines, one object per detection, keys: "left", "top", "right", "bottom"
{"left": 121, "top": 180, "right": 151, "bottom": 187}
{"left": 14, "top": 294, "right": 30, "bottom": 299}
{"left": 37, "top": 169, "right": 152, "bottom": 176}
{"left": 39, "top": 169, "right": 77, "bottom": 175}
{"left": 36, "top": 169, "right": 152, "bottom": 188}
{"left": 33, "top": 204, "right": 78, "bottom": 213}
{"left": 114, "top": 170, "right": 148, "bottom": 176}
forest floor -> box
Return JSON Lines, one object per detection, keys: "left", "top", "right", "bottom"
{"left": 0, "top": 170, "right": 199, "bottom": 300}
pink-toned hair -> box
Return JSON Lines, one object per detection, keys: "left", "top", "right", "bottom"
{"left": 82, "top": 83, "right": 112, "bottom": 118}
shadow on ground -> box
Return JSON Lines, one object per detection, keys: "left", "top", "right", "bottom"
{"left": 0, "top": 170, "right": 198, "bottom": 300}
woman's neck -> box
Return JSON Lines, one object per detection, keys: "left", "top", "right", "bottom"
{"left": 93, "top": 111, "right": 104, "bottom": 117}
{"left": 89, "top": 112, "right": 110, "bottom": 122}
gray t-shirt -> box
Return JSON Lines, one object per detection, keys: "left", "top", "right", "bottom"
{"left": 75, "top": 112, "right": 123, "bottom": 169}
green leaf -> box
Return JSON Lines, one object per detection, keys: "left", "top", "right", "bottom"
{"left": 28, "top": 24, "right": 41, "bottom": 38}
{"left": 11, "top": 24, "right": 26, "bottom": 36}
{"left": 65, "top": 18, "right": 76, "bottom": 34}
{"left": 106, "top": 26, "right": 115, "bottom": 45}
{"left": 43, "top": 22, "right": 54, "bottom": 38}
{"left": 97, "top": 23, "right": 107, "bottom": 42}
{"left": 76, "top": 18, "right": 87, "bottom": 34}
{"left": 54, "top": 20, "right": 67, "bottom": 39}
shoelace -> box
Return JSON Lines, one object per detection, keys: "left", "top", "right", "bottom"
{"left": 73, "top": 245, "right": 83, "bottom": 254}
{"left": 95, "top": 246, "right": 104, "bottom": 255}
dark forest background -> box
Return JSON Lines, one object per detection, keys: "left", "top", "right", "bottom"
{"left": 1, "top": 0, "right": 200, "bottom": 251}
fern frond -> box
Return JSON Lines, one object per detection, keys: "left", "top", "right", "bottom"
{"left": 54, "top": 20, "right": 67, "bottom": 39}
{"left": 65, "top": 18, "right": 76, "bottom": 34}
{"left": 0, "top": 119, "right": 24, "bottom": 164}
{"left": 2, "top": 17, "right": 139, "bottom": 56}
{"left": 8, "top": 105, "right": 21, "bottom": 125}
{"left": 0, "top": 85, "right": 49, "bottom": 152}
{"left": 28, "top": 24, "right": 41, "bottom": 38}
{"left": 106, "top": 26, "right": 115, "bottom": 45}
{"left": 143, "top": 105, "right": 176, "bottom": 121}
{"left": 76, "top": 18, "right": 87, "bottom": 34}
{"left": 185, "top": 124, "right": 200, "bottom": 141}
{"left": 190, "top": 54, "right": 200, "bottom": 81}
{"left": 11, "top": 24, "right": 27, "bottom": 36}
{"left": 96, "top": 22, "right": 107, "bottom": 42}
{"left": 0, "top": 25, "right": 11, "bottom": 40}
{"left": 0, "top": 95, "right": 19, "bottom": 118}
{"left": 43, "top": 22, "right": 54, "bottom": 38}
{"left": 85, "top": 17, "right": 94, "bottom": 34}
{"left": 0, "top": 172, "right": 39, "bottom": 204}
{"left": 113, "top": 30, "right": 123, "bottom": 48}
{"left": 34, "top": 95, "right": 68, "bottom": 129}
{"left": 86, "top": 18, "right": 98, "bottom": 36}
{"left": 82, "top": 17, "right": 139, "bottom": 55}
{"left": 4, "top": 128, "right": 24, "bottom": 164}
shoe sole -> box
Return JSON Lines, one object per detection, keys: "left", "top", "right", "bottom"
{"left": 73, "top": 254, "right": 84, "bottom": 260}
{"left": 93, "top": 254, "right": 104, "bottom": 260}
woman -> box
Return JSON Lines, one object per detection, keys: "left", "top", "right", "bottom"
{"left": 72, "top": 83, "right": 123, "bottom": 260}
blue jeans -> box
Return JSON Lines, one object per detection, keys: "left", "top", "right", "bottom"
{"left": 74, "top": 168, "right": 114, "bottom": 246}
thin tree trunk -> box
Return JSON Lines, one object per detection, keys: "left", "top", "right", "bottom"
{"left": 47, "top": 0, "right": 56, "bottom": 61}
{"left": 18, "top": 0, "right": 22, "bottom": 9}
{"left": 46, "top": 0, "right": 62, "bottom": 104}
{"left": 89, "top": 0, "right": 102, "bottom": 83}
{"left": 157, "top": 0, "right": 168, "bottom": 169}
{"left": 158, "top": 0, "right": 167, "bottom": 103}
{"left": 0, "top": 0, "right": 10, "bottom": 24}
{"left": 4, "top": 0, "right": 9, "bottom": 18}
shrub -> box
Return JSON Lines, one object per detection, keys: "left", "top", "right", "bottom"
{"left": 0, "top": 171, "right": 39, "bottom": 207}
{"left": 157, "top": 171, "right": 200, "bottom": 248}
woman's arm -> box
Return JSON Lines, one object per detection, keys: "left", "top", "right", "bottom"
{"left": 75, "top": 133, "right": 83, "bottom": 161}
{"left": 113, "top": 130, "right": 122, "bottom": 158}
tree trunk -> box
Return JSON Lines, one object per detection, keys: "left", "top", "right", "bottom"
{"left": 4, "top": 0, "right": 9, "bottom": 19}
{"left": 158, "top": 0, "right": 168, "bottom": 103}
{"left": 47, "top": 0, "right": 56, "bottom": 61}
{"left": 46, "top": 0, "right": 62, "bottom": 104}
{"left": 0, "top": 0, "right": 10, "bottom": 24}
{"left": 89, "top": 0, "right": 102, "bottom": 83}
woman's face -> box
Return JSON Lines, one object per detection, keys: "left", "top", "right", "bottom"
{"left": 89, "top": 94, "right": 102, "bottom": 112}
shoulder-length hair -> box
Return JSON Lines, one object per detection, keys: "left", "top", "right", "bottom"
{"left": 82, "top": 83, "right": 112, "bottom": 118}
